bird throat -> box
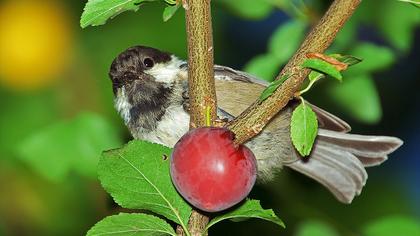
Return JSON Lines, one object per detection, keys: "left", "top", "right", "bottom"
{"left": 115, "top": 80, "right": 173, "bottom": 134}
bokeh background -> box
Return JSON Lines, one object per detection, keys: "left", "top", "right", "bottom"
{"left": 0, "top": 0, "right": 419, "bottom": 235}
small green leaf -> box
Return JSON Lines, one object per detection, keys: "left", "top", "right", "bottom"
{"left": 349, "top": 43, "right": 395, "bottom": 73}
{"left": 205, "top": 199, "right": 285, "bottom": 231}
{"left": 243, "top": 53, "right": 280, "bottom": 82}
{"left": 296, "top": 220, "right": 339, "bottom": 236}
{"left": 163, "top": 4, "right": 180, "bottom": 22}
{"left": 290, "top": 101, "right": 318, "bottom": 156}
{"left": 98, "top": 140, "right": 192, "bottom": 226}
{"left": 16, "top": 112, "right": 122, "bottom": 181}
{"left": 268, "top": 20, "right": 307, "bottom": 64}
{"left": 302, "top": 58, "right": 342, "bottom": 81}
{"left": 329, "top": 54, "right": 363, "bottom": 66}
{"left": 87, "top": 213, "right": 177, "bottom": 236}
{"left": 363, "top": 215, "right": 420, "bottom": 236}
{"left": 80, "top": 0, "right": 151, "bottom": 28}
{"left": 327, "top": 74, "right": 382, "bottom": 124}
{"left": 259, "top": 75, "right": 289, "bottom": 102}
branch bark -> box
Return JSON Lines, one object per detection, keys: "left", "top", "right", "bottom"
{"left": 184, "top": 0, "right": 216, "bottom": 128}
{"left": 226, "top": 0, "right": 362, "bottom": 144}
{"left": 180, "top": 0, "right": 214, "bottom": 235}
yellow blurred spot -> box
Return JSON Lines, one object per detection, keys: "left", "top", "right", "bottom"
{"left": 0, "top": 0, "right": 73, "bottom": 90}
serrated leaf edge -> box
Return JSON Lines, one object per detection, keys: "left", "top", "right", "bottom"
{"left": 290, "top": 101, "right": 318, "bottom": 156}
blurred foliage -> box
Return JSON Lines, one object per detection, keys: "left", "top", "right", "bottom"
{"left": 363, "top": 215, "right": 420, "bottom": 236}
{"left": 16, "top": 112, "right": 122, "bottom": 181}
{"left": 244, "top": 20, "right": 306, "bottom": 81}
{"left": 295, "top": 220, "right": 339, "bottom": 236}
{"left": 0, "top": 0, "right": 419, "bottom": 235}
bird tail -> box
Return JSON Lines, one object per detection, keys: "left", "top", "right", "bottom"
{"left": 285, "top": 129, "right": 403, "bottom": 203}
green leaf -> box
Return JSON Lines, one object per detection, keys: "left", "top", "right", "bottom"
{"left": 215, "top": 0, "right": 273, "bottom": 19}
{"left": 98, "top": 140, "right": 192, "bottom": 226}
{"left": 302, "top": 58, "right": 342, "bottom": 81}
{"left": 16, "top": 112, "right": 122, "bottom": 181}
{"left": 363, "top": 215, "right": 420, "bottom": 236}
{"left": 268, "top": 20, "right": 307, "bottom": 64}
{"left": 87, "top": 213, "right": 176, "bottom": 236}
{"left": 80, "top": 0, "right": 151, "bottom": 28}
{"left": 296, "top": 220, "right": 339, "bottom": 236}
{"left": 327, "top": 74, "right": 382, "bottom": 124}
{"left": 259, "top": 75, "right": 289, "bottom": 102}
{"left": 329, "top": 54, "right": 363, "bottom": 66}
{"left": 206, "top": 199, "right": 285, "bottom": 231}
{"left": 290, "top": 101, "right": 318, "bottom": 156}
{"left": 243, "top": 53, "right": 280, "bottom": 82}
{"left": 349, "top": 43, "right": 395, "bottom": 73}
{"left": 162, "top": 4, "right": 180, "bottom": 22}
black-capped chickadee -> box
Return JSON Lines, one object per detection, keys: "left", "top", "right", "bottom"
{"left": 109, "top": 45, "right": 403, "bottom": 203}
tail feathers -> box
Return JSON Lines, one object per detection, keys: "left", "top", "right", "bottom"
{"left": 318, "top": 129, "right": 403, "bottom": 159}
{"left": 286, "top": 129, "right": 403, "bottom": 203}
{"left": 356, "top": 155, "right": 388, "bottom": 167}
{"left": 286, "top": 142, "right": 367, "bottom": 203}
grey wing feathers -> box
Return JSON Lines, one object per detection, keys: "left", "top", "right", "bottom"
{"left": 214, "top": 65, "right": 270, "bottom": 86}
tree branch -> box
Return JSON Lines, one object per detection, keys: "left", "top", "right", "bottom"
{"left": 184, "top": 0, "right": 217, "bottom": 128}
{"left": 179, "top": 0, "right": 214, "bottom": 235}
{"left": 226, "top": 0, "right": 362, "bottom": 144}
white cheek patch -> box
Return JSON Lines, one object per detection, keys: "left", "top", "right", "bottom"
{"left": 147, "top": 55, "right": 185, "bottom": 84}
{"left": 114, "top": 88, "right": 132, "bottom": 124}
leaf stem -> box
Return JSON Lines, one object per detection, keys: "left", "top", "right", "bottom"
{"left": 298, "top": 73, "right": 324, "bottom": 95}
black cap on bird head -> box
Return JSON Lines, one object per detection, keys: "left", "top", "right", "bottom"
{"left": 109, "top": 46, "right": 172, "bottom": 93}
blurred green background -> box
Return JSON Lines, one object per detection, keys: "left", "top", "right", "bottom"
{"left": 0, "top": 0, "right": 419, "bottom": 235}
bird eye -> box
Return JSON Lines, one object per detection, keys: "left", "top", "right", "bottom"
{"left": 143, "top": 58, "right": 154, "bottom": 68}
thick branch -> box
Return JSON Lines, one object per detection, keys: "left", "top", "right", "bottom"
{"left": 227, "top": 0, "right": 361, "bottom": 144}
{"left": 185, "top": 0, "right": 217, "bottom": 128}
{"left": 181, "top": 0, "right": 214, "bottom": 235}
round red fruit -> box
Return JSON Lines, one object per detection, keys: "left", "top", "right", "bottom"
{"left": 170, "top": 127, "right": 257, "bottom": 212}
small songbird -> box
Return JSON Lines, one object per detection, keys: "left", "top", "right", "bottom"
{"left": 109, "top": 45, "right": 403, "bottom": 203}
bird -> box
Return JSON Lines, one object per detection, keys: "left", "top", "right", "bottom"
{"left": 108, "top": 45, "right": 403, "bottom": 204}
